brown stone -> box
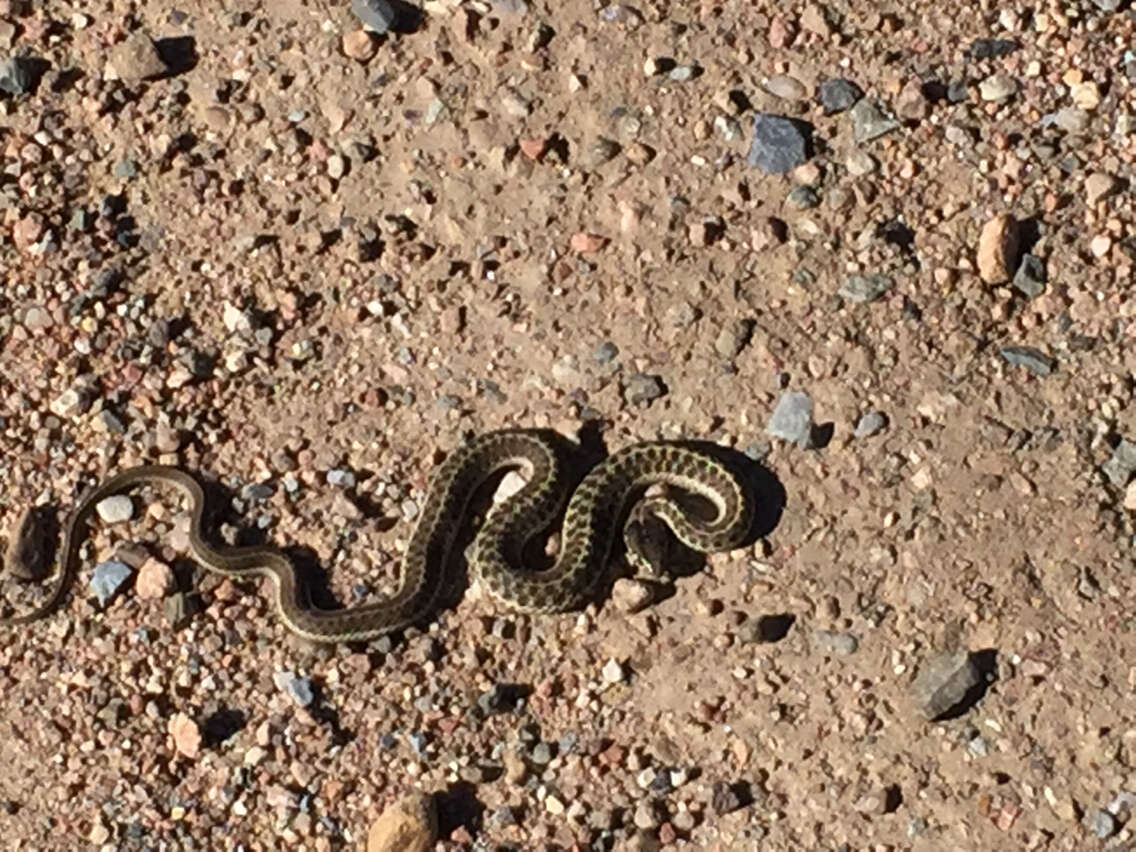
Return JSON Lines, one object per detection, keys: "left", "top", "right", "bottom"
{"left": 168, "top": 713, "right": 201, "bottom": 759}
{"left": 342, "top": 29, "right": 377, "bottom": 62}
{"left": 976, "top": 214, "right": 1019, "bottom": 284}
{"left": 107, "top": 31, "right": 168, "bottom": 81}
{"left": 135, "top": 557, "right": 175, "bottom": 600}
{"left": 570, "top": 232, "right": 607, "bottom": 253}
{"left": 367, "top": 793, "right": 437, "bottom": 852}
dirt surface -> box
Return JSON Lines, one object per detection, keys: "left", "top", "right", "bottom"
{"left": 1, "top": 0, "right": 1135, "bottom": 849}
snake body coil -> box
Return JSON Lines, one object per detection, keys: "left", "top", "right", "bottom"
{"left": 2, "top": 429, "right": 752, "bottom": 643}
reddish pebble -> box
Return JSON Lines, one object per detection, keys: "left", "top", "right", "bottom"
{"left": 570, "top": 232, "right": 607, "bottom": 253}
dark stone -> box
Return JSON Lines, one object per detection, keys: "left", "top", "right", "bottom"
{"left": 817, "top": 78, "right": 863, "bottom": 114}
{"left": 969, "top": 38, "right": 1020, "bottom": 59}
{"left": 1000, "top": 345, "right": 1055, "bottom": 376}
{"left": 747, "top": 114, "right": 812, "bottom": 174}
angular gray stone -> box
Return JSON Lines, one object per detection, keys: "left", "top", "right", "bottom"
{"left": 1000, "top": 345, "right": 1055, "bottom": 376}
{"left": 1085, "top": 809, "right": 1116, "bottom": 839}
{"left": 351, "top": 0, "right": 396, "bottom": 33}
{"left": 854, "top": 410, "right": 887, "bottom": 438}
{"left": 747, "top": 114, "right": 812, "bottom": 174}
{"left": 273, "top": 671, "right": 315, "bottom": 707}
{"left": 817, "top": 78, "right": 863, "bottom": 114}
{"left": 1102, "top": 439, "right": 1136, "bottom": 486}
{"left": 623, "top": 373, "right": 666, "bottom": 405}
{"left": 766, "top": 391, "right": 814, "bottom": 447}
{"left": 850, "top": 99, "right": 900, "bottom": 143}
{"left": 839, "top": 274, "right": 893, "bottom": 303}
{"left": 90, "top": 561, "right": 133, "bottom": 608}
{"left": 911, "top": 649, "right": 982, "bottom": 720}
{"left": 1012, "top": 254, "right": 1046, "bottom": 298}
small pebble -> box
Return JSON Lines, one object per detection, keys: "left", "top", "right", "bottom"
{"left": 817, "top": 78, "right": 863, "bottom": 114}
{"left": 748, "top": 114, "right": 812, "bottom": 174}
{"left": 273, "top": 671, "right": 315, "bottom": 707}
{"left": 813, "top": 630, "right": 859, "bottom": 656}
{"left": 95, "top": 495, "right": 134, "bottom": 524}
{"left": 351, "top": 0, "right": 396, "bottom": 33}
{"left": 601, "top": 658, "right": 626, "bottom": 684}
{"left": 911, "top": 649, "right": 982, "bottom": 720}
{"left": 766, "top": 391, "right": 815, "bottom": 448}
{"left": 839, "top": 274, "right": 893, "bottom": 303}
{"left": 90, "top": 561, "right": 133, "bottom": 608}
{"left": 854, "top": 411, "right": 888, "bottom": 438}
{"left": 1000, "top": 345, "right": 1055, "bottom": 377}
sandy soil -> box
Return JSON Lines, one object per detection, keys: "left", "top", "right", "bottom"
{"left": 1, "top": 0, "right": 1135, "bottom": 849}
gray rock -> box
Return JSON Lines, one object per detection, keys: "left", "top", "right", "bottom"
{"left": 787, "top": 185, "right": 820, "bottom": 209}
{"left": 593, "top": 341, "right": 619, "bottom": 364}
{"left": 813, "top": 630, "right": 859, "bottom": 656}
{"left": 766, "top": 391, "right": 814, "bottom": 447}
{"left": 969, "top": 38, "right": 1019, "bottom": 60}
{"left": 1085, "top": 809, "right": 1116, "bottom": 839}
{"left": 351, "top": 0, "right": 396, "bottom": 33}
{"left": 0, "top": 56, "right": 44, "bottom": 96}
{"left": 113, "top": 159, "right": 138, "bottom": 179}
{"left": 854, "top": 410, "right": 888, "bottom": 438}
{"left": 1102, "top": 439, "right": 1136, "bottom": 486}
{"left": 748, "top": 114, "right": 812, "bottom": 174}
{"left": 1012, "top": 254, "right": 1046, "bottom": 298}
{"left": 273, "top": 671, "right": 315, "bottom": 707}
{"left": 530, "top": 742, "right": 553, "bottom": 765}
{"left": 90, "top": 561, "right": 133, "bottom": 608}
{"left": 911, "top": 649, "right": 982, "bottom": 720}
{"left": 96, "top": 495, "right": 135, "bottom": 524}
{"left": 850, "top": 99, "right": 900, "bottom": 143}
{"left": 623, "top": 373, "right": 666, "bottom": 405}
{"left": 1000, "top": 345, "right": 1055, "bottom": 376}
{"left": 164, "top": 592, "right": 200, "bottom": 629}
{"left": 326, "top": 468, "right": 356, "bottom": 488}
{"left": 668, "top": 64, "right": 697, "bottom": 82}
{"left": 817, "top": 78, "right": 863, "bottom": 114}
{"left": 1042, "top": 107, "right": 1090, "bottom": 133}
{"left": 839, "top": 274, "right": 894, "bottom": 303}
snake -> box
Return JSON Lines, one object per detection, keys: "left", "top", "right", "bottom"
{"left": 1, "top": 429, "right": 753, "bottom": 643}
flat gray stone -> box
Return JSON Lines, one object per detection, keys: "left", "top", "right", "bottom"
{"left": 854, "top": 410, "right": 887, "bottom": 438}
{"left": 911, "top": 648, "right": 982, "bottom": 720}
{"left": 351, "top": 0, "right": 396, "bottom": 33}
{"left": 273, "top": 671, "right": 315, "bottom": 707}
{"left": 839, "top": 274, "right": 893, "bottom": 303}
{"left": 766, "top": 391, "right": 814, "bottom": 447}
{"left": 1000, "top": 345, "right": 1055, "bottom": 376}
{"left": 1102, "top": 439, "right": 1136, "bottom": 486}
{"left": 850, "top": 99, "right": 900, "bottom": 143}
{"left": 747, "top": 114, "right": 812, "bottom": 174}
{"left": 817, "top": 78, "right": 863, "bottom": 114}
{"left": 1012, "top": 254, "right": 1046, "bottom": 298}
{"left": 90, "top": 561, "right": 133, "bottom": 608}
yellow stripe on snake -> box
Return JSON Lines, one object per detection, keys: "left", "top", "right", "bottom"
{"left": 1, "top": 429, "right": 752, "bottom": 643}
